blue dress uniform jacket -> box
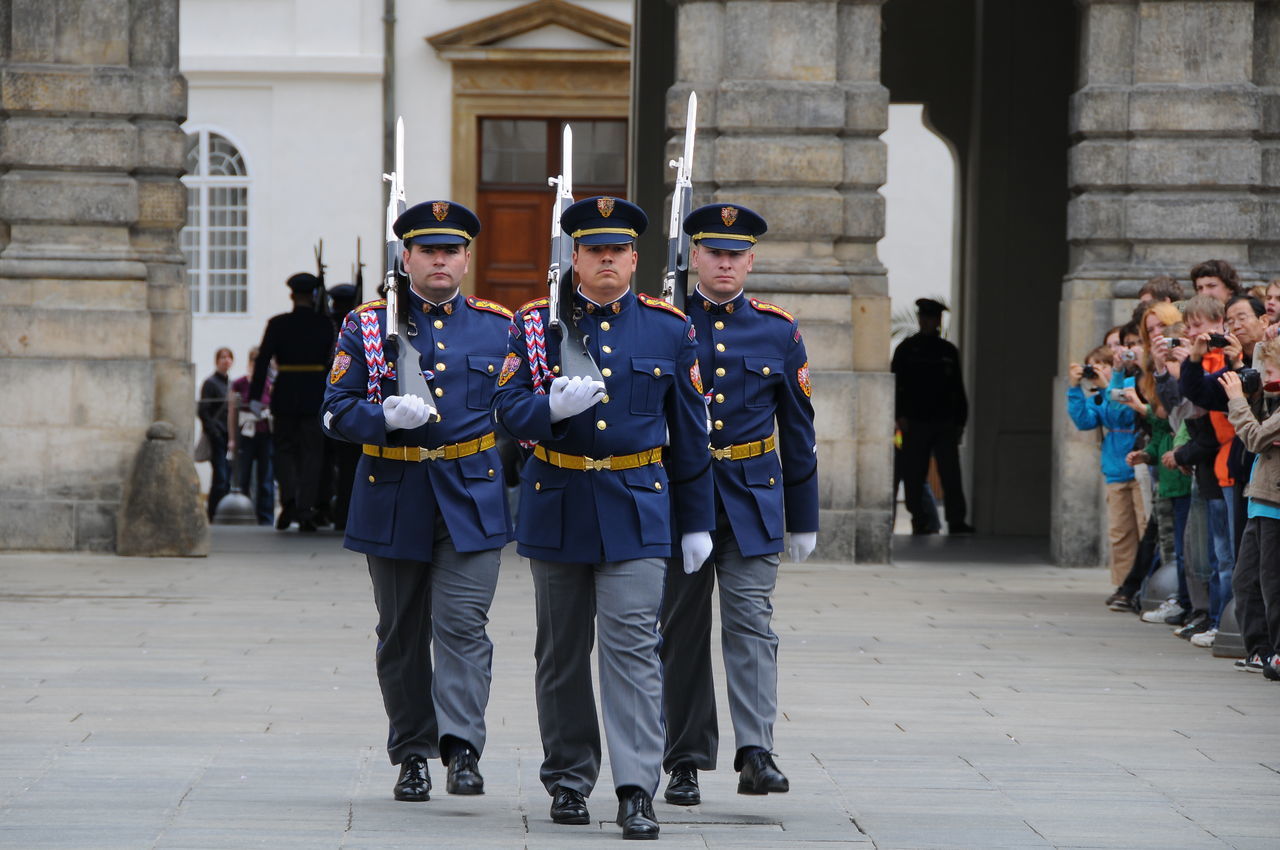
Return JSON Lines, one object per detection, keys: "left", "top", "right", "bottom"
{"left": 322, "top": 291, "right": 514, "bottom": 560}
{"left": 690, "top": 290, "right": 818, "bottom": 557}
{"left": 491, "top": 289, "right": 715, "bottom": 563}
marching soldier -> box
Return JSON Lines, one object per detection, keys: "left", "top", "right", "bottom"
{"left": 491, "top": 196, "right": 714, "bottom": 840}
{"left": 321, "top": 201, "right": 514, "bottom": 802}
{"left": 250, "top": 272, "right": 336, "bottom": 531}
{"left": 659, "top": 204, "right": 819, "bottom": 806}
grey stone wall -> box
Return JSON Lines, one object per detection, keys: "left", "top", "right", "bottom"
{"left": 669, "top": 0, "right": 893, "bottom": 563}
{"left": 1057, "top": 0, "right": 1275, "bottom": 565}
{"left": 0, "top": 0, "right": 189, "bottom": 550}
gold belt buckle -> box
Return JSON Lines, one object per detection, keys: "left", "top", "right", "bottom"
{"left": 583, "top": 456, "right": 612, "bottom": 471}
{"left": 421, "top": 446, "right": 444, "bottom": 461}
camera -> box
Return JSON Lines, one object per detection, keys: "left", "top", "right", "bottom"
{"left": 1108, "top": 388, "right": 1128, "bottom": 403}
{"left": 1237, "top": 367, "right": 1262, "bottom": 395}
{"left": 1208, "top": 333, "right": 1229, "bottom": 348}
{"left": 1081, "top": 364, "right": 1098, "bottom": 380}
{"left": 1120, "top": 349, "right": 1137, "bottom": 361}
{"left": 1166, "top": 337, "right": 1185, "bottom": 346}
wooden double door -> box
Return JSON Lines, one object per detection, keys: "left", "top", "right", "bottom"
{"left": 473, "top": 117, "right": 627, "bottom": 310}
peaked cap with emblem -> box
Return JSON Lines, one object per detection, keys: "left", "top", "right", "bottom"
{"left": 394, "top": 199, "right": 481, "bottom": 246}
{"left": 683, "top": 203, "right": 767, "bottom": 251}
{"left": 287, "top": 272, "right": 321, "bottom": 293}
{"left": 560, "top": 195, "right": 648, "bottom": 245}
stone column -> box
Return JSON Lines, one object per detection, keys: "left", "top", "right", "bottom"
{"left": 0, "top": 0, "right": 189, "bottom": 550}
{"left": 669, "top": 0, "right": 892, "bottom": 562}
{"left": 1058, "top": 0, "right": 1267, "bottom": 565}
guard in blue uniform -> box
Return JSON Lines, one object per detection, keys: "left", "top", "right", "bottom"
{"left": 250, "top": 272, "right": 337, "bottom": 530}
{"left": 322, "top": 201, "right": 514, "bottom": 803}
{"left": 491, "top": 196, "right": 714, "bottom": 840}
{"left": 659, "top": 204, "right": 819, "bottom": 807}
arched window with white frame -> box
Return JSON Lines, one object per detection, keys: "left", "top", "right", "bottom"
{"left": 183, "top": 130, "right": 250, "bottom": 314}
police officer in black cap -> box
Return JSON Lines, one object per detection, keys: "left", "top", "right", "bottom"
{"left": 250, "top": 272, "right": 337, "bottom": 530}
{"left": 323, "top": 282, "right": 361, "bottom": 529}
{"left": 891, "top": 297, "right": 973, "bottom": 535}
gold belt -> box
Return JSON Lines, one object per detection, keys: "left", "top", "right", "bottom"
{"left": 364, "top": 432, "right": 496, "bottom": 462}
{"left": 710, "top": 434, "right": 776, "bottom": 461}
{"left": 276, "top": 364, "right": 327, "bottom": 372}
{"left": 533, "top": 445, "right": 663, "bottom": 472}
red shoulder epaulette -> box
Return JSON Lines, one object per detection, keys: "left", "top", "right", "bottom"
{"left": 637, "top": 292, "right": 687, "bottom": 320}
{"left": 749, "top": 298, "right": 794, "bottom": 322}
{"left": 353, "top": 298, "right": 387, "bottom": 314}
{"left": 467, "top": 295, "right": 514, "bottom": 319}
{"left": 518, "top": 296, "right": 550, "bottom": 315}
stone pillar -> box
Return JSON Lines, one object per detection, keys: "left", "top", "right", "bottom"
{"left": 669, "top": 0, "right": 892, "bottom": 562}
{"left": 0, "top": 0, "right": 189, "bottom": 551}
{"left": 1058, "top": 0, "right": 1267, "bottom": 565}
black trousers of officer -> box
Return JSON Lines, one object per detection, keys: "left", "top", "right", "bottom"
{"left": 271, "top": 413, "right": 323, "bottom": 521}
{"left": 899, "top": 419, "right": 967, "bottom": 528}
{"left": 1231, "top": 516, "right": 1280, "bottom": 661}
{"left": 367, "top": 512, "right": 501, "bottom": 765}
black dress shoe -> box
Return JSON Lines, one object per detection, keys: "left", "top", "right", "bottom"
{"left": 663, "top": 763, "right": 700, "bottom": 806}
{"left": 948, "top": 521, "right": 975, "bottom": 535}
{"left": 274, "top": 506, "right": 295, "bottom": 530}
{"left": 393, "top": 755, "right": 430, "bottom": 802}
{"left": 446, "top": 747, "right": 484, "bottom": 795}
{"left": 737, "top": 749, "right": 789, "bottom": 795}
{"left": 550, "top": 786, "right": 590, "bottom": 825}
{"left": 615, "top": 787, "right": 659, "bottom": 840}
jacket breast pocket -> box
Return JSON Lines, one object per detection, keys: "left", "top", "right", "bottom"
{"left": 466, "top": 354, "right": 503, "bottom": 411}
{"left": 629, "top": 356, "right": 676, "bottom": 416}
{"left": 347, "top": 457, "right": 406, "bottom": 546}
{"left": 744, "top": 357, "right": 783, "bottom": 409}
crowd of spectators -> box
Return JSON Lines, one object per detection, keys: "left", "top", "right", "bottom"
{"left": 1066, "top": 261, "right": 1280, "bottom": 682}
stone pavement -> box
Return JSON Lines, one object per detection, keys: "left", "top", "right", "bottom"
{"left": 1, "top": 529, "right": 1277, "bottom": 849}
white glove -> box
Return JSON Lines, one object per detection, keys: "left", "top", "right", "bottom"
{"left": 681, "top": 531, "right": 713, "bottom": 574}
{"left": 547, "top": 375, "right": 606, "bottom": 423}
{"left": 383, "top": 394, "right": 435, "bottom": 431}
{"left": 249, "top": 400, "right": 265, "bottom": 417}
{"left": 788, "top": 531, "right": 818, "bottom": 564}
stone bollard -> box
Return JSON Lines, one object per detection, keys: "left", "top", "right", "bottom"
{"left": 1212, "top": 600, "right": 1246, "bottom": 659}
{"left": 116, "top": 422, "right": 210, "bottom": 557}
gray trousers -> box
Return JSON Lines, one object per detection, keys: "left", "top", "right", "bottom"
{"left": 660, "top": 516, "right": 781, "bottom": 772}
{"left": 529, "top": 557, "right": 666, "bottom": 799}
{"left": 367, "top": 527, "right": 500, "bottom": 766}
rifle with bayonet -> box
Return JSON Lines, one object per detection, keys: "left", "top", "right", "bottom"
{"left": 314, "top": 238, "right": 329, "bottom": 318}
{"left": 546, "top": 123, "right": 604, "bottom": 383}
{"left": 662, "top": 92, "right": 698, "bottom": 312}
{"left": 353, "top": 237, "right": 364, "bottom": 305}
{"left": 381, "top": 116, "right": 439, "bottom": 418}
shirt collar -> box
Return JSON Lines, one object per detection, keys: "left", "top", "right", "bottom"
{"left": 410, "top": 288, "right": 461, "bottom": 316}
{"left": 693, "top": 285, "right": 747, "bottom": 315}
{"left": 575, "top": 287, "right": 633, "bottom": 315}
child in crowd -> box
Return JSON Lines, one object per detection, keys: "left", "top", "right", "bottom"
{"left": 1219, "top": 339, "right": 1280, "bottom": 679}
{"left": 1068, "top": 345, "right": 1145, "bottom": 607}
{"left": 1128, "top": 303, "right": 1193, "bottom": 624}
{"left": 1177, "top": 295, "right": 1238, "bottom": 647}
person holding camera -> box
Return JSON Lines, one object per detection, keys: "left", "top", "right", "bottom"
{"left": 1219, "top": 340, "right": 1280, "bottom": 680}
{"left": 1169, "top": 295, "right": 1241, "bottom": 647}
{"left": 1067, "top": 345, "right": 1145, "bottom": 606}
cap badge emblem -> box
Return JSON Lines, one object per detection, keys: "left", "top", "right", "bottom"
{"left": 721, "top": 206, "right": 738, "bottom": 227}
{"left": 597, "top": 197, "right": 615, "bottom": 218}
{"left": 432, "top": 202, "right": 449, "bottom": 221}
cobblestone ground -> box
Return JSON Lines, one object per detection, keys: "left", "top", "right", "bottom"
{"left": 1, "top": 529, "right": 1276, "bottom": 849}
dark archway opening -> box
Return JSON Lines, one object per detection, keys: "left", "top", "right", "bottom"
{"left": 883, "top": 0, "right": 1078, "bottom": 540}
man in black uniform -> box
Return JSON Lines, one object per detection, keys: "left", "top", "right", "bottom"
{"left": 250, "top": 272, "right": 336, "bottom": 531}
{"left": 323, "top": 282, "right": 362, "bottom": 530}
{"left": 891, "top": 298, "right": 973, "bottom": 535}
